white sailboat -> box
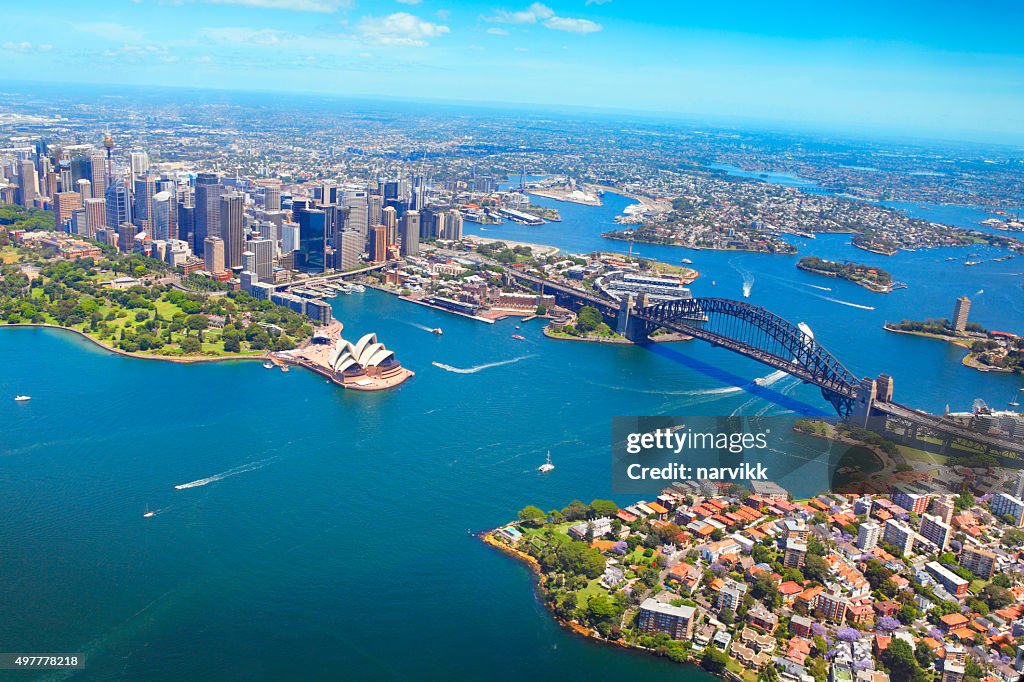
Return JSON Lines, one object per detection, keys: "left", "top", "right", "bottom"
{"left": 538, "top": 451, "right": 554, "bottom": 473}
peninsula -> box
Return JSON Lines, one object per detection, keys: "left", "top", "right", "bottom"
{"left": 796, "top": 256, "right": 899, "bottom": 293}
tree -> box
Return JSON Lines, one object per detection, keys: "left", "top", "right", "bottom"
{"left": 185, "top": 314, "right": 208, "bottom": 332}
{"left": 701, "top": 647, "right": 729, "bottom": 674}
{"left": 517, "top": 505, "right": 546, "bottom": 528}
{"left": 759, "top": 663, "right": 781, "bottom": 682}
{"left": 576, "top": 306, "right": 603, "bottom": 333}
{"left": 885, "top": 638, "right": 928, "bottom": 682}
{"left": 561, "top": 500, "right": 590, "bottom": 521}
{"left": 589, "top": 499, "right": 618, "bottom": 518}
{"left": 180, "top": 336, "right": 202, "bottom": 354}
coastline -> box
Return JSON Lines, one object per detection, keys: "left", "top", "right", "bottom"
{"left": 601, "top": 232, "right": 795, "bottom": 255}
{"left": 482, "top": 529, "right": 718, "bottom": 677}
{"left": 0, "top": 323, "right": 268, "bottom": 364}
{"left": 880, "top": 324, "right": 1016, "bottom": 372}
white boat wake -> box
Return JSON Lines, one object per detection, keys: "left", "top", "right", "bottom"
{"left": 432, "top": 356, "right": 530, "bottom": 374}
{"left": 975, "top": 289, "right": 984, "bottom": 296}
{"left": 730, "top": 259, "right": 755, "bottom": 298}
{"left": 407, "top": 322, "right": 436, "bottom": 333}
{"left": 174, "top": 457, "right": 281, "bottom": 490}
{"left": 812, "top": 293, "right": 875, "bottom": 310}
{"left": 800, "top": 282, "right": 832, "bottom": 292}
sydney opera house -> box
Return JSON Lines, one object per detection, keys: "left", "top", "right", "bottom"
{"left": 283, "top": 327, "right": 413, "bottom": 391}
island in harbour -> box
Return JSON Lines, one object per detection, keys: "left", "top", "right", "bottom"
{"left": 796, "top": 256, "right": 901, "bottom": 293}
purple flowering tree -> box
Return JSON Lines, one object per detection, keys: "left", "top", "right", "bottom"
{"left": 837, "top": 627, "right": 861, "bottom": 642}
{"left": 876, "top": 616, "right": 900, "bottom": 632}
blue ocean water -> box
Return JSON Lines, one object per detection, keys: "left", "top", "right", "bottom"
{"left": 1, "top": 190, "right": 1022, "bottom": 680}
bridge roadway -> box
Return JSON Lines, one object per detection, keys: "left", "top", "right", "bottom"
{"left": 271, "top": 263, "right": 387, "bottom": 293}
{"left": 504, "top": 270, "right": 619, "bottom": 315}
{"left": 873, "top": 400, "right": 1024, "bottom": 458}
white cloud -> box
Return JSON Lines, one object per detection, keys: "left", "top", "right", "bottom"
{"left": 74, "top": 22, "right": 147, "bottom": 43}
{"left": 487, "top": 3, "right": 602, "bottom": 33}
{"left": 490, "top": 2, "right": 554, "bottom": 24}
{"left": 2, "top": 41, "right": 33, "bottom": 52}
{"left": 202, "top": 27, "right": 291, "bottom": 46}
{"left": 543, "top": 16, "right": 601, "bottom": 33}
{"left": 585, "top": 0, "right": 611, "bottom": 4}
{"left": 38, "top": 43, "right": 53, "bottom": 51}
{"left": 486, "top": 27, "right": 509, "bottom": 35}
{"left": 356, "top": 13, "right": 450, "bottom": 47}
{"left": 395, "top": 0, "right": 421, "bottom": 4}
{"left": 206, "top": 0, "right": 352, "bottom": 12}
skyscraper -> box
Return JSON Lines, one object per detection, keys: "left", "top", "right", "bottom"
{"left": 370, "top": 224, "right": 388, "bottom": 263}
{"left": 18, "top": 159, "right": 37, "bottom": 207}
{"left": 129, "top": 150, "right": 149, "bottom": 178}
{"left": 105, "top": 179, "right": 132, "bottom": 233}
{"left": 400, "top": 210, "right": 420, "bottom": 257}
{"left": 264, "top": 185, "right": 281, "bottom": 211}
{"left": 382, "top": 205, "right": 398, "bottom": 246}
{"left": 220, "top": 193, "right": 244, "bottom": 269}
{"left": 76, "top": 178, "right": 92, "bottom": 200}
{"left": 83, "top": 197, "right": 106, "bottom": 238}
{"left": 194, "top": 172, "right": 222, "bottom": 257}
{"left": 952, "top": 296, "right": 971, "bottom": 333}
{"left": 248, "top": 238, "right": 274, "bottom": 283}
{"left": 88, "top": 150, "right": 107, "bottom": 200}
{"left": 53, "top": 191, "right": 83, "bottom": 230}
{"left": 297, "top": 208, "right": 326, "bottom": 272}
{"left": 133, "top": 174, "right": 156, "bottom": 228}
{"left": 203, "top": 236, "right": 225, "bottom": 275}
{"left": 151, "top": 191, "right": 172, "bottom": 242}
{"left": 337, "top": 229, "right": 363, "bottom": 270}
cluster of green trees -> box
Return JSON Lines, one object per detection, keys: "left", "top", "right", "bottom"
{"left": 558, "top": 305, "right": 616, "bottom": 338}
{"left": 890, "top": 317, "right": 987, "bottom": 337}
{"left": 0, "top": 235, "right": 312, "bottom": 356}
{"left": 476, "top": 241, "right": 534, "bottom": 264}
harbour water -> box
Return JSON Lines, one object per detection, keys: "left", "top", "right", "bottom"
{"left": 2, "top": 191, "right": 1023, "bottom": 679}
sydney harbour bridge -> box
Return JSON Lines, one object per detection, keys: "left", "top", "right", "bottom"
{"left": 507, "top": 270, "right": 1024, "bottom": 460}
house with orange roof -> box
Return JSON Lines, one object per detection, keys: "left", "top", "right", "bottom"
{"left": 939, "top": 612, "right": 970, "bottom": 633}
{"left": 646, "top": 501, "right": 669, "bottom": 520}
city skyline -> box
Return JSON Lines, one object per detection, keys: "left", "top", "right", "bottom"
{"left": 3, "top": 0, "right": 1024, "bottom": 144}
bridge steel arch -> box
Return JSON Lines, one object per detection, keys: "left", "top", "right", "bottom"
{"left": 635, "top": 297, "right": 859, "bottom": 416}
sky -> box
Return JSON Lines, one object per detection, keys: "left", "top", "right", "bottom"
{"left": 3, "top": 0, "right": 1024, "bottom": 143}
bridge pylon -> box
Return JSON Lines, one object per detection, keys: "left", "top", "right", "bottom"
{"left": 616, "top": 294, "right": 651, "bottom": 343}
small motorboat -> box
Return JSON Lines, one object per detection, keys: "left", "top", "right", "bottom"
{"left": 512, "top": 334, "right": 525, "bottom": 340}
{"left": 280, "top": 365, "right": 290, "bottom": 373}
{"left": 432, "top": 328, "right": 443, "bottom": 335}
{"left": 681, "top": 258, "right": 693, "bottom": 264}
{"left": 143, "top": 505, "right": 155, "bottom": 519}
{"left": 263, "top": 360, "right": 274, "bottom": 369}
{"left": 14, "top": 395, "right": 31, "bottom": 402}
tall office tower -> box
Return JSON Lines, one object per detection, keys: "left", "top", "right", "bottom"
{"left": 88, "top": 150, "right": 107, "bottom": 200}
{"left": 177, "top": 200, "right": 195, "bottom": 250}
{"left": 418, "top": 208, "right": 434, "bottom": 239}
{"left": 297, "top": 208, "right": 326, "bottom": 272}
{"left": 53, "top": 191, "right": 83, "bottom": 230}
{"left": 58, "top": 164, "right": 73, "bottom": 194}
{"left": 264, "top": 185, "right": 281, "bottom": 211}
{"left": 117, "top": 222, "right": 137, "bottom": 253}
{"left": 46, "top": 170, "right": 58, "bottom": 199}
{"left": 219, "top": 193, "right": 244, "bottom": 269}
{"left": 150, "top": 191, "right": 172, "bottom": 242}
{"left": 255, "top": 220, "right": 278, "bottom": 247}
{"left": 291, "top": 198, "right": 308, "bottom": 222}
{"left": 370, "top": 224, "right": 388, "bottom": 263}
{"left": 342, "top": 189, "right": 369, "bottom": 237}
{"left": 105, "top": 179, "right": 132, "bottom": 229}
{"left": 337, "top": 229, "right": 363, "bottom": 270}
{"left": 133, "top": 174, "right": 156, "bottom": 227}
{"left": 316, "top": 181, "right": 338, "bottom": 206}
{"left": 83, "top": 197, "right": 106, "bottom": 238}
{"left": 71, "top": 209, "right": 88, "bottom": 236}
{"left": 400, "top": 210, "right": 420, "bottom": 257}
{"left": 445, "top": 210, "right": 463, "bottom": 241}
{"left": 952, "top": 296, "right": 971, "bottom": 333}
{"left": 281, "top": 223, "right": 300, "bottom": 254}
{"left": 193, "top": 172, "right": 222, "bottom": 256}
{"left": 248, "top": 238, "right": 274, "bottom": 283}
{"left": 381, "top": 206, "right": 398, "bottom": 246}
{"left": 18, "top": 159, "right": 37, "bottom": 207}
{"left": 129, "top": 150, "right": 149, "bottom": 178}
{"left": 156, "top": 179, "right": 177, "bottom": 239}
{"left": 242, "top": 250, "right": 256, "bottom": 276}
{"left": 76, "top": 178, "right": 92, "bottom": 200}
{"left": 367, "top": 193, "right": 383, "bottom": 228}
{"left": 383, "top": 181, "right": 400, "bottom": 202}
{"left": 433, "top": 211, "right": 446, "bottom": 241}
{"left": 203, "top": 236, "right": 225, "bottom": 275}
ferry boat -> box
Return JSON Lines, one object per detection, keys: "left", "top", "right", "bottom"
{"left": 14, "top": 395, "right": 30, "bottom": 402}
{"left": 538, "top": 451, "right": 554, "bottom": 473}
{"left": 512, "top": 334, "right": 525, "bottom": 340}
{"left": 964, "top": 260, "right": 982, "bottom": 266}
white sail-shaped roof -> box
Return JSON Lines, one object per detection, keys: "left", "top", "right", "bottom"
{"left": 353, "top": 333, "right": 377, "bottom": 360}
{"left": 363, "top": 347, "right": 395, "bottom": 367}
